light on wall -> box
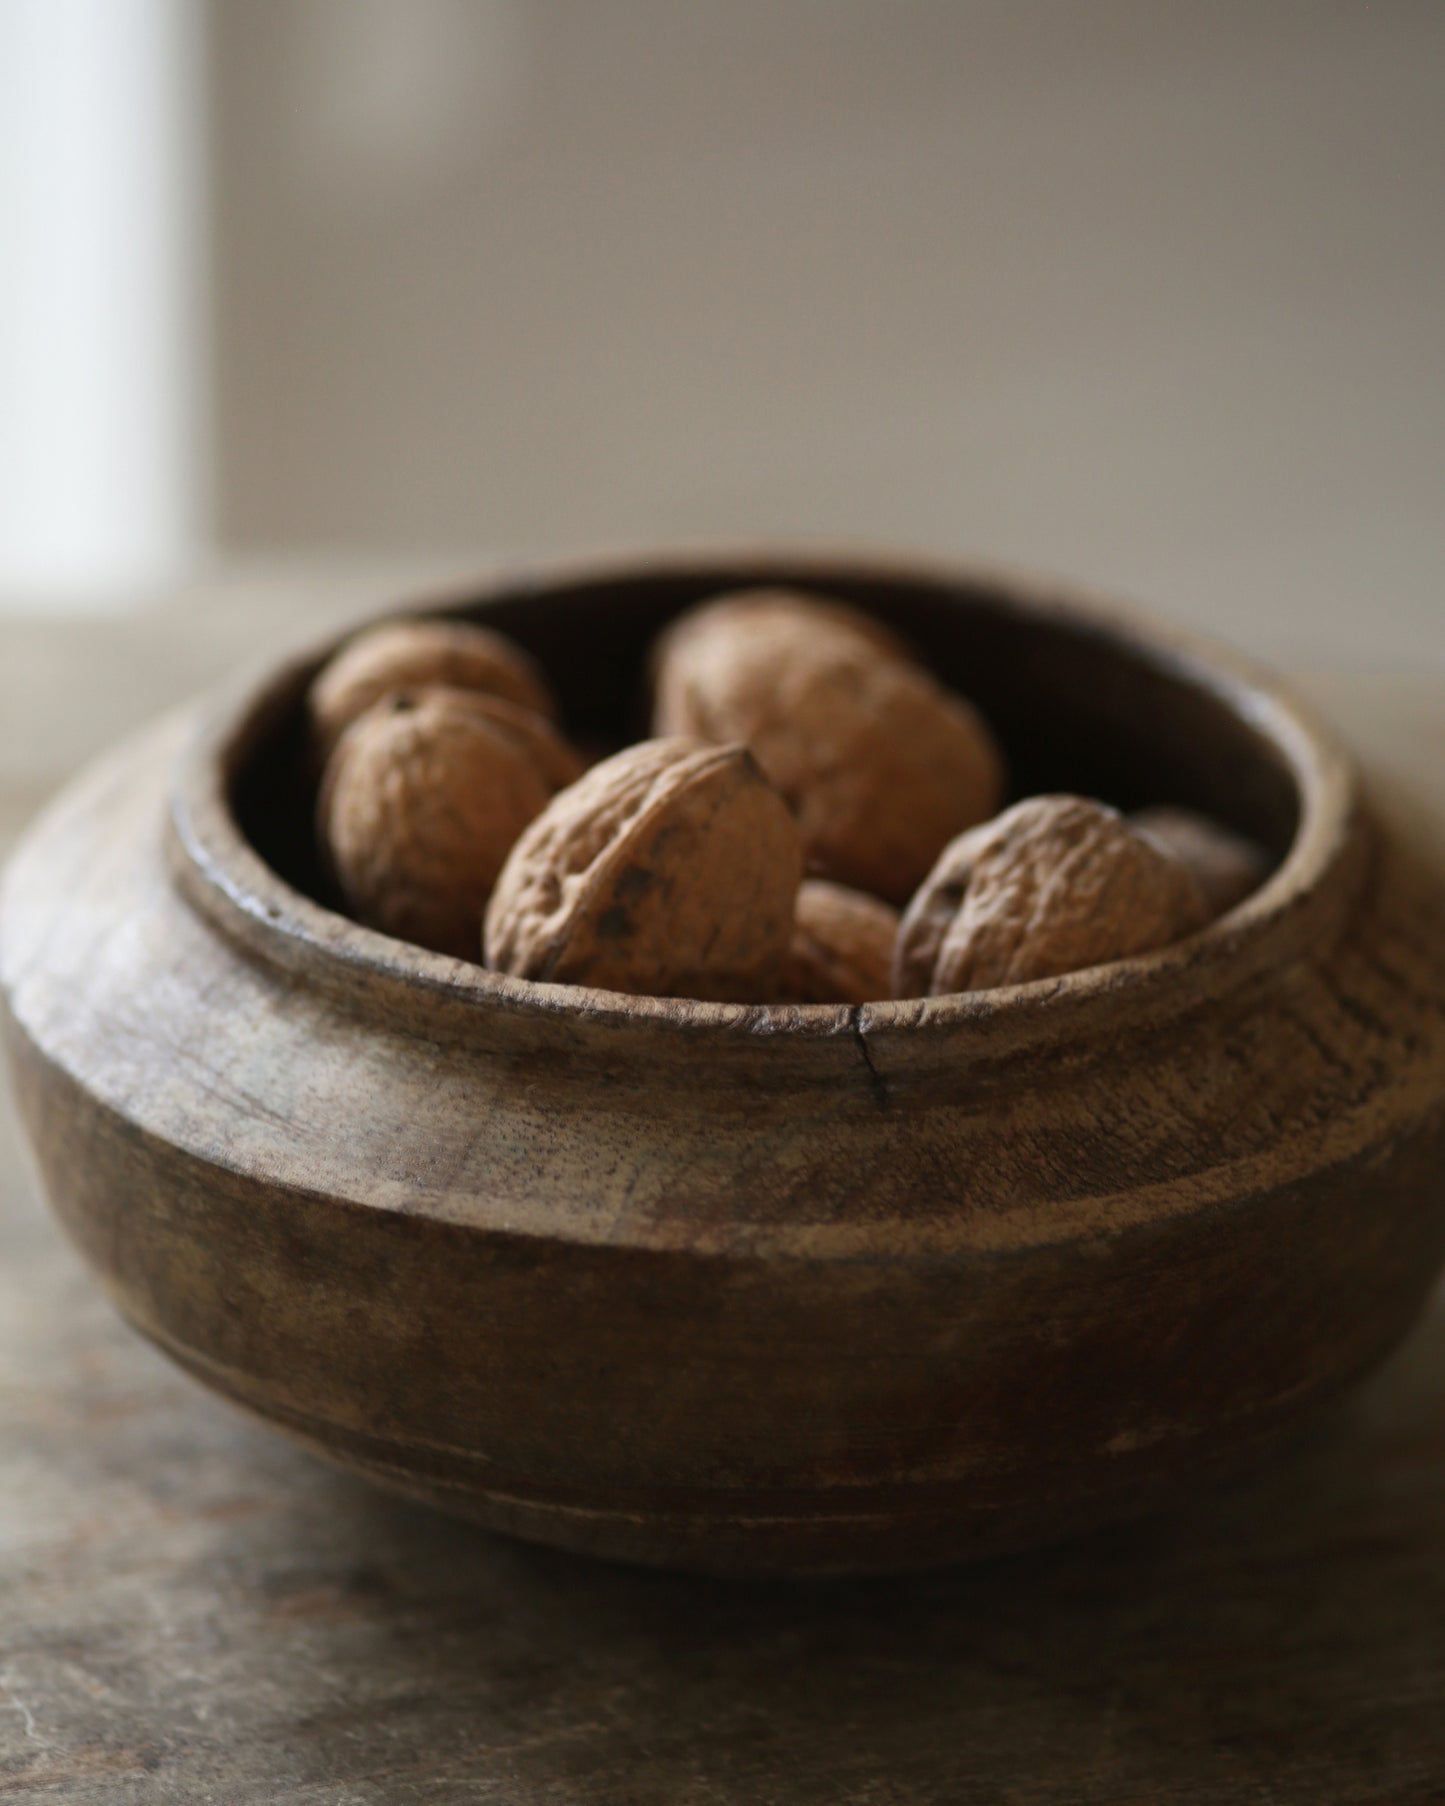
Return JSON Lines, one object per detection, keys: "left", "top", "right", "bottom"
{"left": 0, "top": 0, "right": 204, "bottom": 602}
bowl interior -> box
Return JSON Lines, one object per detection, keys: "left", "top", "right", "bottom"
{"left": 230, "top": 556, "right": 1299, "bottom": 919}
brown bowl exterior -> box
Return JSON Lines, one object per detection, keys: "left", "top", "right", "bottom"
{"left": 3, "top": 550, "right": 1445, "bottom": 1575}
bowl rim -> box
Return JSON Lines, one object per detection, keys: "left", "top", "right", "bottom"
{"left": 167, "top": 544, "right": 1366, "bottom": 1055}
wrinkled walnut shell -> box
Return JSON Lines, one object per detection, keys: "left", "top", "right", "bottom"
{"left": 653, "top": 587, "right": 914, "bottom": 670}
{"left": 448, "top": 692, "right": 587, "bottom": 794}
{"left": 652, "top": 589, "right": 1005, "bottom": 903}
{"left": 319, "top": 687, "right": 580, "bottom": 960}
{"left": 1131, "top": 806, "right": 1272, "bottom": 919}
{"left": 894, "top": 794, "right": 1210, "bottom": 996}
{"left": 484, "top": 737, "right": 802, "bottom": 1001}
{"left": 310, "top": 618, "right": 558, "bottom": 761}
{"left": 780, "top": 881, "right": 898, "bottom": 1005}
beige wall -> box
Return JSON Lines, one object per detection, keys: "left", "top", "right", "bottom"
{"left": 208, "top": 0, "right": 1445, "bottom": 669}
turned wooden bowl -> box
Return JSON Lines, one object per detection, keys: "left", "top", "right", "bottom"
{"left": 4, "top": 550, "right": 1445, "bottom": 1576}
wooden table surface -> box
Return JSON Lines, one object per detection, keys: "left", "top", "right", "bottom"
{"left": 2, "top": 586, "right": 1443, "bottom": 1804}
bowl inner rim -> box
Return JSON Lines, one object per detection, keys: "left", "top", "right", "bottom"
{"left": 168, "top": 547, "right": 1364, "bottom": 1054}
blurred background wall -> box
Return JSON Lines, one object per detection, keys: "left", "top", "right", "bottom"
{"left": 0, "top": 0, "right": 203, "bottom": 600}
{"left": 2, "top": 0, "right": 1442, "bottom": 668}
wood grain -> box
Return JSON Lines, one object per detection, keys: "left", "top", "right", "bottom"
{"left": 3, "top": 553, "right": 1444, "bottom": 1580}
{"left": 1, "top": 582, "right": 1444, "bottom": 1800}
{"left": 3, "top": 1108, "right": 1445, "bottom": 1803}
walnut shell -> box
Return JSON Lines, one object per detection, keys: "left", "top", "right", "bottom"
{"left": 652, "top": 589, "right": 1005, "bottom": 903}
{"left": 451, "top": 692, "right": 587, "bottom": 794}
{"left": 484, "top": 737, "right": 802, "bottom": 1001}
{"left": 654, "top": 587, "right": 915, "bottom": 669}
{"left": 894, "top": 795, "right": 1210, "bottom": 996}
{"left": 1131, "top": 806, "right": 1272, "bottom": 919}
{"left": 780, "top": 881, "right": 898, "bottom": 1005}
{"left": 310, "top": 618, "right": 557, "bottom": 761}
{"left": 319, "top": 687, "right": 579, "bottom": 959}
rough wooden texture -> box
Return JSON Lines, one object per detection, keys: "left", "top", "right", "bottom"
{"left": 1, "top": 1129, "right": 1445, "bottom": 1806}
{"left": 3, "top": 553, "right": 1445, "bottom": 1585}
{"left": 0, "top": 580, "right": 1443, "bottom": 1799}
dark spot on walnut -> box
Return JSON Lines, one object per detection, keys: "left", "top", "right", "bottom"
{"left": 613, "top": 864, "right": 656, "bottom": 903}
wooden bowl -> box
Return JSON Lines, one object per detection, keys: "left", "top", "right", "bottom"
{"left": 4, "top": 550, "right": 1445, "bottom": 1576}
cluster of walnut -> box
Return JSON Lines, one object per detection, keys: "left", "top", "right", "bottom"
{"left": 310, "top": 592, "right": 1269, "bottom": 1003}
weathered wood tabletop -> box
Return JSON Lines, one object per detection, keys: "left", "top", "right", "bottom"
{"left": 2, "top": 584, "right": 1443, "bottom": 1804}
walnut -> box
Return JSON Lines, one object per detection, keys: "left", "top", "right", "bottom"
{"left": 484, "top": 738, "right": 802, "bottom": 1001}
{"left": 319, "top": 686, "right": 582, "bottom": 959}
{"left": 1131, "top": 806, "right": 1271, "bottom": 919}
{"left": 780, "top": 881, "right": 898, "bottom": 1005}
{"left": 651, "top": 589, "right": 1005, "bottom": 904}
{"left": 452, "top": 692, "right": 587, "bottom": 794}
{"left": 310, "top": 618, "right": 557, "bottom": 761}
{"left": 893, "top": 795, "right": 1210, "bottom": 996}
{"left": 655, "top": 587, "right": 915, "bottom": 666}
